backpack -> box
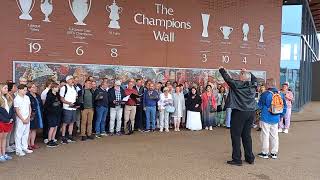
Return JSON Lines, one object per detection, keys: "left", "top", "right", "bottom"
{"left": 269, "top": 91, "right": 284, "bottom": 114}
{"left": 63, "top": 85, "right": 77, "bottom": 97}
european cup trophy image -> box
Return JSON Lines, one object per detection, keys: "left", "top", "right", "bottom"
{"left": 220, "top": 26, "right": 233, "bottom": 40}
{"left": 201, "top": 13, "right": 210, "bottom": 38}
{"left": 16, "top": 0, "right": 35, "bottom": 20}
{"left": 40, "top": 0, "right": 53, "bottom": 22}
{"left": 69, "top": 0, "right": 92, "bottom": 26}
{"left": 107, "top": 0, "right": 123, "bottom": 29}
{"left": 242, "top": 23, "right": 249, "bottom": 41}
{"left": 259, "top": 25, "right": 264, "bottom": 43}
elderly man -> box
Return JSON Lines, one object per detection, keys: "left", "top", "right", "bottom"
{"left": 219, "top": 67, "right": 257, "bottom": 166}
{"left": 124, "top": 81, "right": 139, "bottom": 134}
{"left": 108, "top": 80, "right": 126, "bottom": 136}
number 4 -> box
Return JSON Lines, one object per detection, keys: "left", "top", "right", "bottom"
{"left": 242, "top": 57, "right": 247, "bottom": 64}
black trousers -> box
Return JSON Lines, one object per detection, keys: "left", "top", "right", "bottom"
{"left": 230, "top": 109, "right": 255, "bottom": 163}
{"left": 135, "top": 105, "right": 145, "bottom": 130}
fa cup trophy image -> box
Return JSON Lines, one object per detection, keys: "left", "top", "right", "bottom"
{"left": 40, "top": 0, "right": 53, "bottom": 22}
{"left": 201, "top": 13, "right": 210, "bottom": 38}
{"left": 259, "top": 25, "right": 264, "bottom": 43}
{"left": 16, "top": 0, "right": 35, "bottom": 20}
{"left": 69, "top": 0, "right": 92, "bottom": 26}
{"left": 107, "top": 0, "right": 123, "bottom": 29}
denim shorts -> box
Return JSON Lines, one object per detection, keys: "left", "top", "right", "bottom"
{"left": 62, "top": 110, "right": 77, "bottom": 124}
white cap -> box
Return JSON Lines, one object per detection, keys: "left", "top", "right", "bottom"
{"left": 115, "top": 80, "right": 121, "bottom": 86}
{"left": 66, "top": 75, "right": 74, "bottom": 81}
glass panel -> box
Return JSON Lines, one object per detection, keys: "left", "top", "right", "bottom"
{"left": 282, "top": 5, "right": 302, "bottom": 33}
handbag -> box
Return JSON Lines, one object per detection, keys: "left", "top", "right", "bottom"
{"left": 165, "top": 106, "right": 175, "bottom": 113}
{"left": 209, "top": 106, "right": 216, "bottom": 113}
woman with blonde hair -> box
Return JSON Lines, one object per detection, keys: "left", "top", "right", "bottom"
{"left": 0, "top": 83, "right": 14, "bottom": 162}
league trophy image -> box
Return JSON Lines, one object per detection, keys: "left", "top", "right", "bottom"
{"left": 40, "top": 0, "right": 53, "bottom": 22}
{"left": 242, "top": 23, "right": 249, "bottom": 41}
{"left": 259, "top": 25, "right": 264, "bottom": 43}
{"left": 201, "top": 13, "right": 210, "bottom": 38}
{"left": 107, "top": 0, "right": 123, "bottom": 29}
{"left": 16, "top": 0, "right": 35, "bottom": 20}
{"left": 220, "top": 26, "right": 233, "bottom": 40}
{"left": 69, "top": 0, "right": 92, "bottom": 26}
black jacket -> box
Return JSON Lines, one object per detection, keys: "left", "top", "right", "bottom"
{"left": 133, "top": 85, "right": 144, "bottom": 106}
{"left": 93, "top": 87, "right": 109, "bottom": 107}
{"left": 186, "top": 94, "right": 202, "bottom": 112}
{"left": 0, "top": 106, "right": 14, "bottom": 123}
{"left": 219, "top": 68, "right": 257, "bottom": 111}
{"left": 108, "top": 87, "right": 126, "bottom": 108}
{"left": 44, "top": 90, "right": 62, "bottom": 116}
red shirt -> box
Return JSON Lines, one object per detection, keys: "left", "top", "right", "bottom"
{"left": 125, "top": 88, "right": 138, "bottom": 106}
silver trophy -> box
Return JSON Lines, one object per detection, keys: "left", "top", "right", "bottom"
{"left": 220, "top": 26, "right": 233, "bottom": 40}
{"left": 201, "top": 13, "right": 210, "bottom": 38}
{"left": 69, "top": 0, "right": 92, "bottom": 26}
{"left": 107, "top": 0, "right": 123, "bottom": 29}
{"left": 242, "top": 23, "right": 249, "bottom": 41}
{"left": 40, "top": 0, "right": 53, "bottom": 22}
{"left": 16, "top": 0, "right": 35, "bottom": 20}
{"left": 259, "top": 25, "right": 264, "bottom": 43}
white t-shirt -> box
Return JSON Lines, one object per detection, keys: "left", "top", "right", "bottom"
{"left": 41, "top": 87, "right": 50, "bottom": 102}
{"left": 14, "top": 94, "right": 31, "bottom": 120}
{"left": 59, "top": 84, "right": 77, "bottom": 110}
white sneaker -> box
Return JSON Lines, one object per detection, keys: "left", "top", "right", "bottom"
{"left": 101, "top": 133, "right": 108, "bottom": 136}
{"left": 44, "top": 139, "right": 49, "bottom": 144}
{"left": 23, "top": 149, "right": 33, "bottom": 154}
{"left": 278, "top": 128, "right": 283, "bottom": 133}
{"left": 165, "top": 129, "right": 169, "bottom": 132}
{"left": 284, "top": 129, "right": 289, "bottom": 134}
{"left": 205, "top": 127, "right": 209, "bottom": 130}
{"left": 270, "top": 153, "right": 278, "bottom": 159}
{"left": 209, "top": 126, "right": 213, "bottom": 131}
{"left": 53, "top": 139, "right": 58, "bottom": 142}
{"left": 159, "top": 128, "right": 163, "bottom": 132}
{"left": 16, "top": 151, "right": 26, "bottom": 157}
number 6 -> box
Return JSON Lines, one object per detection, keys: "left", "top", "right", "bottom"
{"left": 76, "top": 46, "right": 84, "bottom": 56}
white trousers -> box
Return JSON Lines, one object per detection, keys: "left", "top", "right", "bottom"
{"left": 159, "top": 110, "right": 170, "bottom": 130}
{"left": 15, "top": 119, "right": 30, "bottom": 153}
{"left": 260, "top": 121, "right": 279, "bottom": 154}
{"left": 109, "top": 106, "right": 123, "bottom": 133}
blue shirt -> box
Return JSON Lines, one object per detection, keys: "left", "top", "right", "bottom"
{"left": 258, "top": 87, "right": 287, "bottom": 124}
{"left": 143, "top": 90, "right": 159, "bottom": 107}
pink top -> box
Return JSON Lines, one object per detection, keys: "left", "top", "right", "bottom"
{"left": 283, "top": 90, "right": 294, "bottom": 108}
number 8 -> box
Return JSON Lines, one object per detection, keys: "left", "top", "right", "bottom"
{"left": 111, "top": 48, "right": 118, "bottom": 58}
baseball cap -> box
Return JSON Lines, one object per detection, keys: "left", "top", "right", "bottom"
{"left": 66, "top": 75, "right": 74, "bottom": 81}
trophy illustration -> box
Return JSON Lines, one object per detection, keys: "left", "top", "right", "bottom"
{"left": 242, "top": 23, "right": 249, "bottom": 41}
{"left": 259, "top": 25, "right": 264, "bottom": 43}
{"left": 69, "top": 0, "right": 92, "bottom": 26}
{"left": 201, "top": 13, "right": 210, "bottom": 38}
{"left": 220, "top": 26, "right": 233, "bottom": 40}
{"left": 107, "top": 0, "right": 123, "bottom": 29}
{"left": 40, "top": 0, "right": 53, "bottom": 22}
{"left": 16, "top": 0, "right": 35, "bottom": 20}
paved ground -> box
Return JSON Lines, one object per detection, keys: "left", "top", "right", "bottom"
{"left": 0, "top": 103, "right": 320, "bottom": 180}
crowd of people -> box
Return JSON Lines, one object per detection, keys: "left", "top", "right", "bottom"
{"left": 0, "top": 67, "right": 294, "bottom": 165}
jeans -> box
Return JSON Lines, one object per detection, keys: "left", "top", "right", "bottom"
{"left": 109, "top": 106, "right": 123, "bottom": 133}
{"left": 145, "top": 106, "right": 156, "bottom": 130}
{"left": 159, "top": 110, "right": 170, "bottom": 130}
{"left": 225, "top": 108, "right": 232, "bottom": 128}
{"left": 95, "top": 106, "right": 108, "bottom": 134}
